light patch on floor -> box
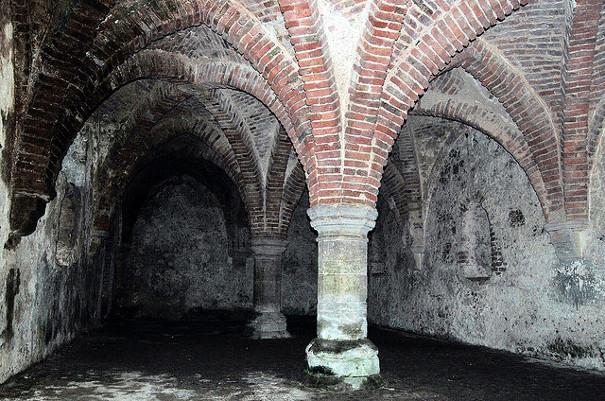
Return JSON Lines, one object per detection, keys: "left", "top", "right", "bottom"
{"left": 11, "top": 371, "right": 196, "bottom": 401}
{"left": 243, "top": 372, "right": 312, "bottom": 400}
{"left": 5, "top": 370, "right": 314, "bottom": 401}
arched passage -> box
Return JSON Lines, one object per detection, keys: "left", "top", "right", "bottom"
{"left": 9, "top": 13, "right": 312, "bottom": 239}
{"left": 114, "top": 145, "right": 250, "bottom": 319}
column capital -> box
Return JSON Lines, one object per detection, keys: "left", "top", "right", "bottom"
{"left": 249, "top": 237, "right": 288, "bottom": 258}
{"left": 308, "top": 204, "right": 378, "bottom": 238}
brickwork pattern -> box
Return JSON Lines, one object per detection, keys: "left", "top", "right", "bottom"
{"left": 7, "top": 0, "right": 605, "bottom": 261}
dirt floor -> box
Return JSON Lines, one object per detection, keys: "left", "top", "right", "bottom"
{"left": 1, "top": 317, "right": 604, "bottom": 400}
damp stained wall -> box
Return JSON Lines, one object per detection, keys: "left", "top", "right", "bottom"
{"left": 117, "top": 175, "right": 254, "bottom": 318}
{"left": 0, "top": 12, "right": 18, "bottom": 383}
{"left": 0, "top": 133, "right": 105, "bottom": 383}
{"left": 368, "top": 126, "right": 605, "bottom": 370}
{"left": 282, "top": 192, "right": 317, "bottom": 316}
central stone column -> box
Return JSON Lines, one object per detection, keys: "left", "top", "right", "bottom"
{"left": 249, "top": 237, "right": 290, "bottom": 339}
{"left": 305, "top": 204, "right": 380, "bottom": 389}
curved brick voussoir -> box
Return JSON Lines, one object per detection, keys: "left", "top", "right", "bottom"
{"left": 202, "top": 88, "right": 266, "bottom": 232}
{"left": 94, "top": 81, "right": 242, "bottom": 209}
{"left": 276, "top": 0, "right": 338, "bottom": 209}
{"left": 457, "top": 40, "right": 561, "bottom": 221}
{"left": 95, "top": 103, "right": 243, "bottom": 234}
{"left": 91, "top": 0, "right": 312, "bottom": 161}
{"left": 98, "top": 134, "right": 240, "bottom": 235}
{"left": 12, "top": 43, "right": 305, "bottom": 237}
{"left": 9, "top": 0, "right": 114, "bottom": 236}
{"left": 99, "top": 53, "right": 293, "bottom": 233}
{"left": 369, "top": 0, "right": 526, "bottom": 210}
{"left": 560, "top": 0, "right": 604, "bottom": 223}
{"left": 413, "top": 67, "right": 551, "bottom": 222}
{"left": 345, "top": 0, "right": 410, "bottom": 185}
{"left": 12, "top": 0, "right": 313, "bottom": 238}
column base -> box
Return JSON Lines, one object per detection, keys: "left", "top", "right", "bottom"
{"left": 249, "top": 311, "right": 290, "bottom": 339}
{"left": 305, "top": 338, "right": 380, "bottom": 390}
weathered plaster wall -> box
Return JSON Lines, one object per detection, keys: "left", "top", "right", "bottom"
{"left": 0, "top": 24, "right": 109, "bottom": 380}
{"left": 369, "top": 126, "right": 605, "bottom": 370}
{"left": 587, "top": 137, "right": 605, "bottom": 274}
{"left": 0, "top": 129, "right": 104, "bottom": 382}
{"left": 282, "top": 193, "right": 317, "bottom": 315}
{"left": 117, "top": 175, "right": 253, "bottom": 319}
{"left": 0, "top": 10, "right": 18, "bottom": 383}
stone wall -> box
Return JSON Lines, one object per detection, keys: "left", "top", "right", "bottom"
{"left": 116, "top": 179, "right": 318, "bottom": 319}
{"left": 0, "top": 11, "right": 18, "bottom": 383}
{"left": 0, "top": 131, "right": 104, "bottom": 383}
{"left": 117, "top": 175, "right": 253, "bottom": 318}
{"left": 368, "top": 126, "right": 605, "bottom": 370}
{"left": 282, "top": 193, "right": 317, "bottom": 315}
{"left": 0, "top": 32, "right": 116, "bottom": 380}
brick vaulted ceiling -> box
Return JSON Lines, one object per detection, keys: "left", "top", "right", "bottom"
{"left": 6, "top": 0, "right": 605, "bottom": 241}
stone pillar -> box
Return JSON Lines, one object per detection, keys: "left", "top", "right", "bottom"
{"left": 249, "top": 237, "right": 290, "bottom": 339}
{"left": 305, "top": 205, "right": 380, "bottom": 389}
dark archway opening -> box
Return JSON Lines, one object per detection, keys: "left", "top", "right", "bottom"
{"left": 95, "top": 132, "right": 258, "bottom": 331}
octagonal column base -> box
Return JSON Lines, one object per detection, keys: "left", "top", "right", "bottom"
{"left": 305, "top": 338, "right": 380, "bottom": 390}
{"left": 249, "top": 311, "right": 290, "bottom": 339}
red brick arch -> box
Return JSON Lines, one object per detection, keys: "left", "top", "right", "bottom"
{"left": 264, "top": 126, "right": 296, "bottom": 238}
{"left": 94, "top": 113, "right": 243, "bottom": 233}
{"left": 276, "top": 0, "right": 341, "bottom": 210}
{"left": 201, "top": 89, "right": 266, "bottom": 231}
{"left": 456, "top": 40, "right": 561, "bottom": 221}
{"left": 88, "top": 0, "right": 311, "bottom": 155}
{"left": 560, "top": 0, "right": 604, "bottom": 223}
{"left": 10, "top": 0, "right": 313, "bottom": 236}
{"left": 353, "top": 0, "right": 527, "bottom": 210}
{"left": 99, "top": 53, "right": 296, "bottom": 235}
{"left": 413, "top": 72, "right": 551, "bottom": 220}
{"left": 96, "top": 99, "right": 299, "bottom": 240}
{"left": 346, "top": 0, "right": 425, "bottom": 205}
{"left": 10, "top": 47, "right": 303, "bottom": 236}
{"left": 99, "top": 85, "right": 243, "bottom": 195}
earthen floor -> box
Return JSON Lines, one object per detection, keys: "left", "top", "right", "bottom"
{"left": 1, "top": 318, "right": 604, "bottom": 401}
